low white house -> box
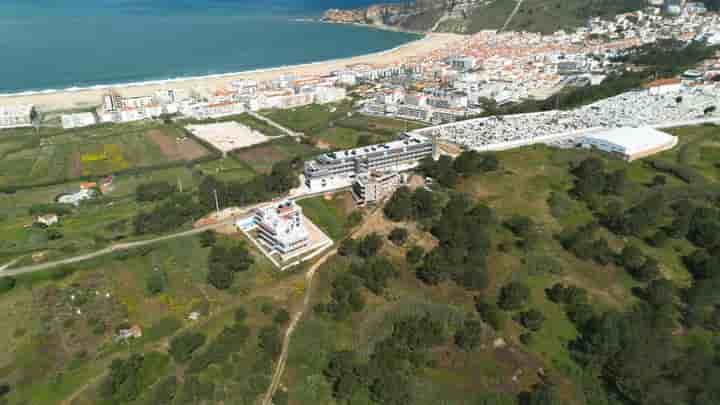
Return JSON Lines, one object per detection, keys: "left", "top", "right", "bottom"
{"left": 35, "top": 214, "right": 59, "bottom": 227}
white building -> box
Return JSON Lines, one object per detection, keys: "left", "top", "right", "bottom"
{"left": 304, "top": 134, "right": 436, "bottom": 191}
{"left": 580, "top": 127, "right": 678, "bottom": 161}
{"left": 62, "top": 112, "right": 97, "bottom": 129}
{"left": 58, "top": 189, "right": 96, "bottom": 206}
{"left": 35, "top": 214, "right": 59, "bottom": 227}
{"left": 352, "top": 171, "right": 402, "bottom": 206}
{"left": 0, "top": 104, "right": 34, "bottom": 129}
{"left": 253, "top": 199, "right": 310, "bottom": 255}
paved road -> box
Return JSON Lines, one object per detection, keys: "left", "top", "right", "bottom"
{"left": 0, "top": 217, "right": 241, "bottom": 278}
{"left": 0, "top": 188, "right": 350, "bottom": 279}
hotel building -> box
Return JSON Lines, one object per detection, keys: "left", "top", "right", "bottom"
{"left": 253, "top": 199, "right": 310, "bottom": 255}
{"left": 304, "top": 134, "right": 437, "bottom": 191}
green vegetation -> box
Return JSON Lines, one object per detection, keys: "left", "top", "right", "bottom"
{"left": 262, "top": 101, "right": 425, "bottom": 150}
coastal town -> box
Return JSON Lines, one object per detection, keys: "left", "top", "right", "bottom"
{"left": 4, "top": 2, "right": 720, "bottom": 405}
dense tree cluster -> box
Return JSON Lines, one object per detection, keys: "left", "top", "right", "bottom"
{"left": 133, "top": 193, "right": 203, "bottom": 235}
{"left": 383, "top": 186, "right": 438, "bottom": 222}
{"left": 417, "top": 195, "right": 495, "bottom": 289}
{"left": 559, "top": 223, "right": 615, "bottom": 266}
{"left": 454, "top": 319, "right": 483, "bottom": 351}
{"left": 571, "top": 157, "right": 628, "bottom": 202}
{"left": 418, "top": 151, "right": 499, "bottom": 188}
{"left": 187, "top": 322, "right": 250, "bottom": 373}
{"left": 206, "top": 243, "right": 254, "bottom": 290}
{"left": 323, "top": 314, "right": 448, "bottom": 405}
{"left": 99, "top": 354, "right": 149, "bottom": 403}
{"left": 315, "top": 273, "right": 366, "bottom": 321}
{"left": 258, "top": 325, "right": 282, "bottom": 357}
{"left": 169, "top": 332, "right": 206, "bottom": 363}
{"left": 198, "top": 159, "right": 300, "bottom": 211}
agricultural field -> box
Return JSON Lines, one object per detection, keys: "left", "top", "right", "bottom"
{"left": 0, "top": 122, "right": 212, "bottom": 190}
{"left": 232, "top": 137, "right": 318, "bottom": 174}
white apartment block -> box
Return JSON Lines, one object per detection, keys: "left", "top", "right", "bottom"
{"left": 61, "top": 112, "right": 96, "bottom": 129}
{"left": 352, "top": 171, "right": 401, "bottom": 206}
{"left": 304, "top": 134, "right": 436, "bottom": 191}
{"left": 253, "top": 199, "right": 310, "bottom": 255}
{"left": 0, "top": 104, "right": 34, "bottom": 129}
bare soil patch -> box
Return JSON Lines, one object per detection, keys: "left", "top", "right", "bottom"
{"left": 147, "top": 129, "right": 208, "bottom": 161}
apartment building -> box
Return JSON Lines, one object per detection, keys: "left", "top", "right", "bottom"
{"left": 253, "top": 199, "right": 310, "bottom": 255}
{"left": 352, "top": 171, "right": 402, "bottom": 206}
{"left": 304, "top": 134, "right": 436, "bottom": 190}
{"left": 0, "top": 104, "right": 34, "bottom": 129}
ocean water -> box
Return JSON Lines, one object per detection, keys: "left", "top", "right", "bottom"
{"left": 0, "top": 0, "right": 418, "bottom": 94}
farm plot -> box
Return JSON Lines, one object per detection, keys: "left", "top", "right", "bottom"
{"left": 232, "top": 137, "right": 318, "bottom": 174}
{"left": 0, "top": 124, "right": 212, "bottom": 189}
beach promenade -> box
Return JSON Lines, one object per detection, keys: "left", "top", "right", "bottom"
{"left": 0, "top": 33, "right": 463, "bottom": 112}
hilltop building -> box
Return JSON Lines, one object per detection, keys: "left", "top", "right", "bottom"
{"left": 304, "top": 134, "right": 437, "bottom": 191}
{"left": 253, "top": 199, "right": 310, "bottom": 256}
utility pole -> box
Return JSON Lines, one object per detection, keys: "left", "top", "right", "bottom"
{"left": 177, "top": 177, "right": 183, "bottom": 193}
{"left": 213, "top": 189, "right": 220, "bottom": 215}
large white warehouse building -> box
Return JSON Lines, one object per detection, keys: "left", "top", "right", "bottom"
{"left": 580, "top": 127, "right": 678, "bottom": 161}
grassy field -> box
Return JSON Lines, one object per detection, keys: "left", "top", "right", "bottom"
{"left": 0, "top": 233, "right": 298, "bottom": 405}
{"left": 0, "top": 122, "right": 211, "bottom": 189}
{"left": 298, "top": 192, "right": 355, "bottom": 240}
{"left": 262, "top": 101, "right": 425, "bottom": 149}
{"left": 232, "top": 137, "right": 318, "bottom": 174}
{"left": 282, "top": 125, "right": 720, "bottom": 404}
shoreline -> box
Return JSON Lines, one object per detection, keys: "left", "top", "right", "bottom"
{"left": 0, "top": 32, "right": 463, "bottom": 112}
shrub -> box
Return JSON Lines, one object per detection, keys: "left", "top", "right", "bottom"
{"left": 388, "top": 227, "right": 409, "bottom": 246}
{"left": 406, "top": 245, "right": 425, "bottom": 264}
{"left": 169, "top": 332, "right": 206, "bottom": 363}
{"left": 498, "top": 282, "right": 530, "bottom": 311}
{"left": 454, "top": 320, "right": 483, "bottom": 351}
{"left": 274, "top": 309, "right": 291, "bottom": 325}
{"left": 518, "top": 309, "right": 545, "bottom": 331}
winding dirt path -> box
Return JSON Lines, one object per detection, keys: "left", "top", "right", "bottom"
{"left": 260, "top": 247, "right": 337, "bottom": 405}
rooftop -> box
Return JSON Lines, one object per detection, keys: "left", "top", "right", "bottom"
{"left": 584, "top": 127, "right": 677, "bottom": 154}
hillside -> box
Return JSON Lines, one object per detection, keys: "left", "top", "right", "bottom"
{"left": 323, "top": 0, "right": 648, "bottom": 34}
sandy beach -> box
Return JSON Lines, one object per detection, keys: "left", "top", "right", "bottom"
{"left": 1, "top": 33, "right": 463, "bottom": 112}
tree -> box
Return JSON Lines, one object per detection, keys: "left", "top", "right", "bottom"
{"left": 169, "top": 332, "right": 206, "bottom": 362}
{"left": 339, "top": 238, "right": 357, "bottom": 257}
{"left": 358, "top": 233, "right": 383, "bottom": 258}
{"left": 406, "top": 245, "right": 424, "bottom": 264}
{"left": 274, "top": 309, "right": 290, "bottom": 325}
{"left": 504, "top": 215, "right": 534, "bottom": 237}
{"left": 384, "top": 187, "right": 414, "bottom": 221}
{"left": 199, "top": 230, "right": 216, "bottom": 248}
{"left": 498, "top": 282, "right": 530, "bottom": 310}
{"left": 620, "top": 245, "right": 646, "bottom": 271}
{"left": 519, "top": 383, "right": 562, "bottom": 405}
{"left": 234, "top": 307, "right": 248, "bottom": 323}
{"left": 644, "top": 279, "right": 675, "bottom": 308}
{"left": 455, "top": 319, "right": 483, "bottom": 350}
{"left": 633, "top": 257, "right": 661, "bottom": 282}
{"left": 136, "top": 181, "right": 176, "bottom": 202}
{"left": 388, "top": 227, "right": 409, "bottom": 246}
{"left": 258, "top": 326, "right": 282, "bottom": 357}
{"left": 0, "top": 277, "right": 16, "bottom": 294}
{"left": 475, "top": 298, "right": 506, "bottom": 330}
{"left": 146, "top": 271, "right": 165, "bottom": 296}
{"left": 519, "top": 309, "right": 545, "bottom": 331}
